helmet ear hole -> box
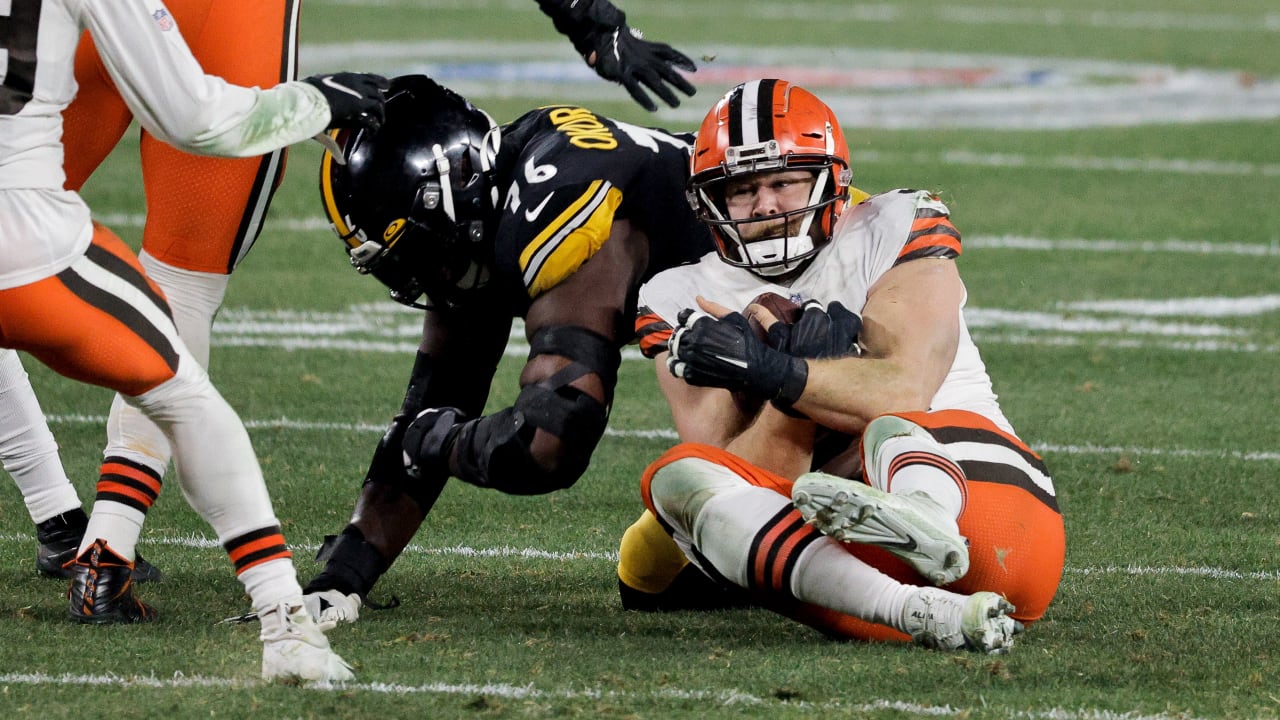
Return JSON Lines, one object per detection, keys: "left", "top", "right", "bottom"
{"left": 319, "top": 74, "right": 501, "bottom": 309}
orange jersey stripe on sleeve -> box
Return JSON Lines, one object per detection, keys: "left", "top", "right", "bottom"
{"left": 635, "top": 306, "right": 673, "bottom": 358}
{"left": 897, "top": 213, "right": 962, "bottom": 263}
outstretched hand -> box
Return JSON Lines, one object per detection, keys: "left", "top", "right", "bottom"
{"left": 584, "top": 25, "right": 696, "bottom": 111}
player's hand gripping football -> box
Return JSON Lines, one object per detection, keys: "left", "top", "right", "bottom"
{"left": 401, "top": 406, "right": 466, "bottom": 479}
{"left": 584, "top": 24, "right": 697, "bottom": 111}
{"left": 772, "top": 301, "right": 864, "bottom": 359}
{"left": 667, "top": 296, "right": 808, "bottom": 406}
{"left": 304, "top": 72, "right": 390, "bottom": 131}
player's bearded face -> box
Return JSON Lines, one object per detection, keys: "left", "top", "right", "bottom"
{"left": 722, "top": 170, "right": 818, "bottom": 242}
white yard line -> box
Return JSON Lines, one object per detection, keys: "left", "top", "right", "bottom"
{"left": 40, "top": 413, "right": 1280, "bottom": 463}
{"left": 0, "top": 671, "right": 1210, "bottom": 719}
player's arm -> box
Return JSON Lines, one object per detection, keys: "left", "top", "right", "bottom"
{"left": 401, "top": 221, "right": 644, "bottom": 494}
{"left": 668, "top": 259, "right": 963, "bottom": 436}
{"left": 535, "top": 0, "right": 696, "bottom": 111}
{"left": 795, "top": 258, "right": 963, "bottom": 433}
{"left": 80, "top": 0, "right": 385, "bottom": 157}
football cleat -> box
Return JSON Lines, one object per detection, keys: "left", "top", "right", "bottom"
{"left": 303, "top": 588, "right": 362, "bottom": 625}
{"left": 902, "top": 587, "right": 1021, "bottom": 653}
{"left": 36, "top": 510, "right": 162, "bottom": 582}
{"left": 792, "top": 471, "right": 970, "bottom": 585}
{"left": 260, "top": 602, "right": 356, "bottom": 683}
{"left": 66, "top": 538, "right": 157, "bottom": 624}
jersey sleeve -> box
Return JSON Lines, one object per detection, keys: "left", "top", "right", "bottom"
{"left": 634, "top": 304, "right": 673, "bottom": 359}
{"left": 895, "top": 191, "right": 962, "bottom": 266}
{"left": 79, "top": 0, "right": 329, "bottom": 158}
{"left": 509, "top": 178, "right": 624, "bottom": 298}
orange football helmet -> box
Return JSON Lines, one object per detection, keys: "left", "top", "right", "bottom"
{"left": 688, "top": 79, "right": 852, "bottom": 276}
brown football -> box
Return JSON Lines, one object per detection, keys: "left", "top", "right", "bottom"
{"left": 745, "top": 291, "right": 804, "bottom": 342}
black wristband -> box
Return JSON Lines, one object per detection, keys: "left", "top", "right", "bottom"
{"left": 775, "top": 356, "right": 809, "bottom": 407}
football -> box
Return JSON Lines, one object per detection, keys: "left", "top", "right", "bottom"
{"left": 745, "top": 291, "right": 804, "bottom": 342}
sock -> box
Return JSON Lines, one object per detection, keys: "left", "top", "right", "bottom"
{"left": 867, "top": 427, "right": 966, "bottom": 524}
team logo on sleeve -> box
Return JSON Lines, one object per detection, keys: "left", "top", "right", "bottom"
{"left": 152, "top": 9, "right": 176, "bottom": 31}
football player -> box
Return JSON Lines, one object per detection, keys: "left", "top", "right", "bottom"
{"left": 6, "top": 0, "right": 698, "bottom": 581}
{"left": 619, "top": 80, "right": 1065, "bottom": 652}
{"left": 0, "top": 0, "right": 387, "bottom": 681}
{"left": 302, "top": 75, "right": 715, "bottom": 622}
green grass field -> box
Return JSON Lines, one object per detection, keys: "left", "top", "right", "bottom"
{"left": 2, "top": 0, "right": 1279, "bottom": 717}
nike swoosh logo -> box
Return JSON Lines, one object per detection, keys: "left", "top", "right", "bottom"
{"left": 880, "top": 536, "right": 918, "bottom": 551}
{"left": 321, "top": 76, "right": 363, "bottom": 99}
{"left": 712, "top": 354, "right": 748, "bottom": 369}
{"left": 524, "top": 192, "right": 554, "bottom": 222}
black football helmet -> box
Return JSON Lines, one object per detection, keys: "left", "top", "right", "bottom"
{"left": 319, "top": 75, "right": 501, "bottom": 308}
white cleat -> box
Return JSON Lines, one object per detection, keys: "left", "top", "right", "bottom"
{"left": 260, "top": 602, "right": 356, "bottom": 683}
{"left": 902, "top": 587, "right": 1022, "bottom": 653}
{"left": 792, "top": 471, "right": 970, "bottom": 585}
{"left": 303, "top": 589, "right": 362, "bottom": 625}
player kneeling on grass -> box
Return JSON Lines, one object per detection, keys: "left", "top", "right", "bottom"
{"left": 619, "top": 79, "right": 1065, "bottom": 652}
{"left": 0, "top": 0, "right": 390, "bottom": 683}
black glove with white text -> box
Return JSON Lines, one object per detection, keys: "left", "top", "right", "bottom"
{"left": 667, "top": 310, "right": 808, "bottom": 407}
{"left": 401, "top": 407, "right": 466, "bottom": 480}
{"left": 539, "top": 0, "right": 696, "bottom": 111}
{"left": 303, "top": 72, "right": 390, "bottom": 131}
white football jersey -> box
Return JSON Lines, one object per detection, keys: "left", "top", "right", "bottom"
{"left": 0, "top": 0, "right": 331, "bottom": 289}
{"left": 639, "top": 189, "right": 1015, "bottom": 435}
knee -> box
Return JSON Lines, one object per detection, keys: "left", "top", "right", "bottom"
{"left": 648, "top": 457, "right": 741, "bottom": 531}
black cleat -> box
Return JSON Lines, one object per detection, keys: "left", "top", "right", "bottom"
{"left": 36, "top": 510, "right": 162, "bottom": 582}
{"left": 67, "top": 539, "right": 158, "bottom": 625}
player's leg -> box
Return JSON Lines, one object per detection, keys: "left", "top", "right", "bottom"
{"left": 616, "top": 508, "right": 750, "bottom": 611}
{"left": 792, "top": 413, "right": 971, "bottom": 584}
{"left": 914, "top": 410, "right": 1065, "bottom": 625}
{"left": 61, "top": 31, "right": 134, "bottom": 192}
{"left": 642, "top": 443, "right": 1018, "bottom": 652}
{"left": 91, "top": 0, "right": 299, "bottom": 572}
{"left": 26, "top": 21, "right": 139, "bottom": 581}
{"left": 0, "top": 348, "right": 89, "bottom": 575}
{"left": 0, "top": 225, "right": 352, "bottom": 681}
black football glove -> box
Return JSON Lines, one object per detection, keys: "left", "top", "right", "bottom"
{"left": 667, "top": 310, "right": 808, "bottom": 407}
{"left": 303, "top": 72, "right": 390, "bottom": 131}
{"left": 585, "top": 25, "right": 697, "bottom": 111}
{"left": 539, "top": 0, "right": 695, "bottom": 111}
{"left": 401, "top": 407, "right": 466, "bottom": 479}
{"left": 771, "top": 301, "right": 864, "bottom": 359}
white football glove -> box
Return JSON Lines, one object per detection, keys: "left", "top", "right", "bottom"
{"left": 303, "top": 589, "right": 362, "bottom": 625}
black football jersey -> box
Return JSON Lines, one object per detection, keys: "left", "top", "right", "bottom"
{"left": 489, "top": 105, "right": 712, "bottom": 312}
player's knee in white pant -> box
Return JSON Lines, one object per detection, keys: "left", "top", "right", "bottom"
{"left": 649, "top": 457, "right": 747, "bottom": 538}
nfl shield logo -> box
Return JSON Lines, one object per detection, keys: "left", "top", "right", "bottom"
{"left": 153, "top": 9, "right": 175, "bottom": 31}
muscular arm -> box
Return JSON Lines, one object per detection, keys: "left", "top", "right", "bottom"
{"left": 432, "top": 220, "right": 647, "bottom": 493}
{"left": 793, "top": 258, "right": 964, "bottom": 434}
